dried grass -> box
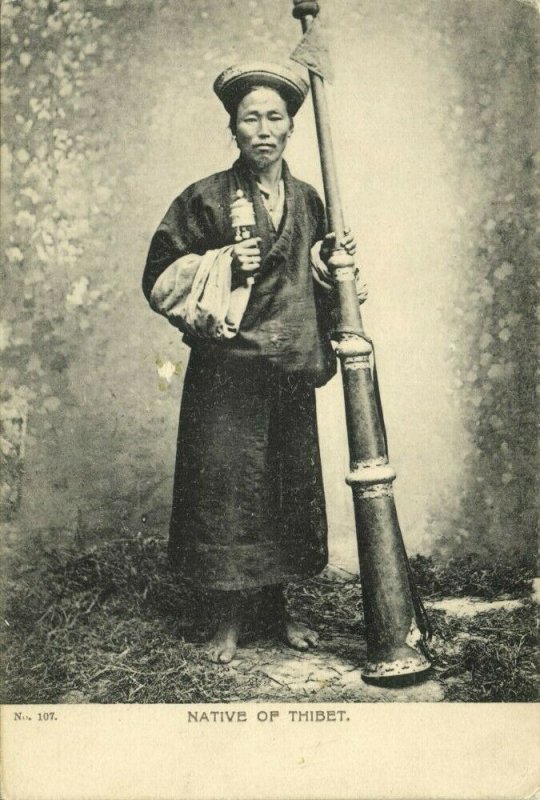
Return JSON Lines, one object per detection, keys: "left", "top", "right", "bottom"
{"left": 2, "top": 534, "right": 258, "bottom": 703}
{"left": 409, "top": 553, "right": 534, "bottom": 600}
{"left": 430, "top": 604, "right": 538, "bottom": 702}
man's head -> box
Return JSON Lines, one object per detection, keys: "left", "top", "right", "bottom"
{"left": 214, "top": 63, "right": 308, "bottom": 170}
{"left": 214, "top": 62, "right": 308, "bottom": 121}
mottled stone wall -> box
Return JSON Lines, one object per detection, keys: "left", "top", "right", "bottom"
{"left": 1, "top": 0, "right": 537, "bottom": 568}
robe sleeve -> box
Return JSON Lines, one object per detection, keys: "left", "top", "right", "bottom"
{"left": 307, "top": 186, "right": 328, "bottom": 246}
{"left": 142, "top": 185, "right": 215, "bottom": 303}
{"left": 305, "top": 188, "right": 339, "bottom": 333}
{"left": 307, "top": 187, "right": 363, "bottom": 302}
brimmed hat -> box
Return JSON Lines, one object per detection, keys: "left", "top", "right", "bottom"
{"left": 213, "top": 62, "right": 309, "bottom": 116}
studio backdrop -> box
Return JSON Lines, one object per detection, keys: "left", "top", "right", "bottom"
{"left": 1, "top": 0, "right": 537, "bottom": 572}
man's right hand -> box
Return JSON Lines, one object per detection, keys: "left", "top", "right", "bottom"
{"left": 231, "top": 237, "right": 261, "bottom": 276}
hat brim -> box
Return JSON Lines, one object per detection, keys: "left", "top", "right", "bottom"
{"left": 214, "top": 62, "right": 309, "bottom": 117}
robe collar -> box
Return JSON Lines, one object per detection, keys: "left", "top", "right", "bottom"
{"left": 231, "top": 157, "right": 297, "bottom": 270}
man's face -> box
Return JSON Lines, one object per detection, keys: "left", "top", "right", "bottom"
{"left": 235, "top": 87, "right": 292, "bottom": 170}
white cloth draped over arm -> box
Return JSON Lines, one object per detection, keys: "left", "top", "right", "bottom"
{"left": 150, "top": 245, "right": 248, "bottom": 340}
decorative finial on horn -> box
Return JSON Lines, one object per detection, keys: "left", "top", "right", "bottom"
{"left": 292, "top": 0, "right": 320, "bottom": 20}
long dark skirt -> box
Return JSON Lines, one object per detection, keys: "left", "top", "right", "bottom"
{"left": 168, "top": 348, "right": 329, "bottom": 591}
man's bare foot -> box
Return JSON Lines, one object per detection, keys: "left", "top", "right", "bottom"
{"left": 206, "top": 590, "right": 244, "bottom": 664}
{"left": 283, "top": 619, "right": 319, "bottom": 651}
{"left": 207, "top": 620, "right": 241, "bottom": 663}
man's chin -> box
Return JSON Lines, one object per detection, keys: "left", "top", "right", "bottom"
{"left": 247, "top": 151, "right": 279, "bottom": 169}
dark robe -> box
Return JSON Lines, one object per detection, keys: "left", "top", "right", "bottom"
{"left": 143, "top": 158, "right": 337, "bottom": 590}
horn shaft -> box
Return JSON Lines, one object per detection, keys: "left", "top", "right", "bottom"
{"left": 293, "top": 1, "right": 432, "bottom": 683}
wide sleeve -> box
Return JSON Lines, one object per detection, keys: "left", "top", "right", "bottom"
{"left": 306, "top": 186, "right": 363, "bottom": 302}
{"left": 142, "top": 185, "right": 214, "bottom": 302}
{"left": 302, "top": 186, "right": 339, "bottom": 339}
{"left": 303, "top": 187, "right": 332, "bottom": 288}
{"left": 310, "top": 189, "right": 328, "bottom": 246}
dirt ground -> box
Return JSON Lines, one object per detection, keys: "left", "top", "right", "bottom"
{"left": 208, "top": 633, "right": 444, "bottom": 703}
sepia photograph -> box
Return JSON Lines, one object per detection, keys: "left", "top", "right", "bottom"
{"left": 1, "top": 0, "right": 538, "bottom": 797}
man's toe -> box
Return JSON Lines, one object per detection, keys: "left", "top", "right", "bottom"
{"left": 218, "top": 647, "right": 235, "bottom": 663}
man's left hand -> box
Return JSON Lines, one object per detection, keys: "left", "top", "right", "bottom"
{"left": 319, "top": 227, "right": 357, "bottom": 265}
{"left": 312, "top": 228, "right": 366, "bottom": 304}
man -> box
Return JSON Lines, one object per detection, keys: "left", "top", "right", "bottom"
{"left": 143, "top": 62, "right": 359, "bottom": 662}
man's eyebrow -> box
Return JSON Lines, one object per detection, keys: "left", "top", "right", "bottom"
{"left": 241, "top": 108, "right": 284, "bottom": 115}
